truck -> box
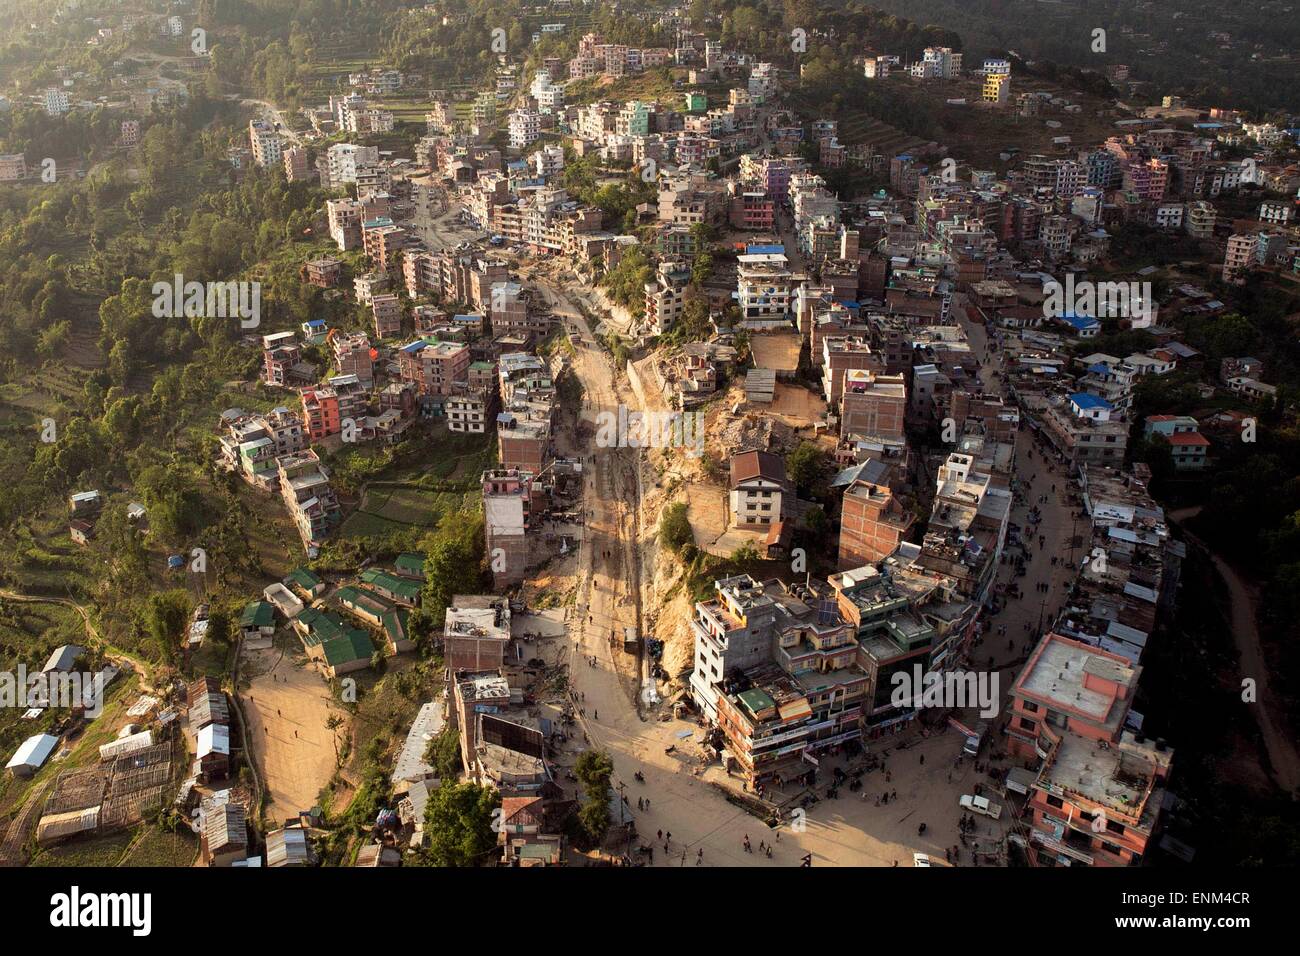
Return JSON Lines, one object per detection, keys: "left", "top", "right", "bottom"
{"left": 960, "top": 794, "right": 1002, "bottom": 819}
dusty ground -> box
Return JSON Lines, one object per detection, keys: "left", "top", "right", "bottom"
{"left": 240, "top": 646, "right": 341, "bottom": 825}
{"left": 748, "top": 331, "right": 802, "bottom": 372}
{"left": 681, "top": 480, "right": 729, "bottom": 551}
{"left": 767, "top": 382, "right": 827, "bottom": 428}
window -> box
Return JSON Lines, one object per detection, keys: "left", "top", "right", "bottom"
{"left": 1045, "top": 795, "right": 1064, "bottom": 809}
{"left": 1017, "top": 717, "right": 1037, "bottom": 733}
{"left": 1022, "top": 700, "right": 1040, "bottom": 713}
{"left": 1106, "top": 819, "right": 1125, "bottom": 836}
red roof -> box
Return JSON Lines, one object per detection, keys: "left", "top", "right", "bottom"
{"left": 1167, "top": 431, "right": 1210, "bottom": 447}
{"left": 730, "top": 449, "right": 786, "bottom": 488}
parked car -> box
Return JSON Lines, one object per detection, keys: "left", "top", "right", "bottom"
{"left": 913, "top": 853, "right": 931, "bottom": 867}
{"left": 960, "top": 794, "right": 1003, "bottom": 819}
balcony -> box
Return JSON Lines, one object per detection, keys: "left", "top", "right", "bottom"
{"left": 1030, "top": 828, "right": 1094, "bottom": 865}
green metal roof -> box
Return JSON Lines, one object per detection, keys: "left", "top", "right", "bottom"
{"left": 360, "top": 568, "right": 422, "bottom": 602}
{"left": 737, "top": 688, "right": 776, "bottom": 716}
{"left": 240, "top": 601, "right": 275, "bottom": 628}
{"left": 287, "top": 567, "right": 323, "bottom": 590}
{"left": 394, "top": 553, "right": 426, "bottom": 576}
{"left": 298, "top": 606, "right": 352, "bottom": 646}
{"left": 321, "top": 630, "right": 374, "bottom": 667}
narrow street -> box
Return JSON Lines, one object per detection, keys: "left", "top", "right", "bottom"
{"left": 955, "top": 299, "right": 1083, "bottom": 703}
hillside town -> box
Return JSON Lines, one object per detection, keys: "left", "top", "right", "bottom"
{"left": 0, "top": 1, "right": 1296, "bottom": 905}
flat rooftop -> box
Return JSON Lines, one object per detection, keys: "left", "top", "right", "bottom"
{"left": 1018, "top": 634, "right": 1137, "bottom": 728}
{"left": 1039, "top": 731, "right": 1167, "bottom": 826}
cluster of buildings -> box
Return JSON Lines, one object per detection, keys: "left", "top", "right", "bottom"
{"left": 1004, "top": 460, "right": 1184, "bottom": 866}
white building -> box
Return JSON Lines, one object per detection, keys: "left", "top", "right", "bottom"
{"left": 911, "top": 47, "right": 962, "bottom": 79}
{"left": 326, "top": 143, "right": 380, "bottom": 185}
{"left": 248, "top": 119, "right": 282, "bottom": 167}
{"left": 44, "top": 88, "right": 69, "bottom": 116}
{"left": 508, "top": 110, "right": 541, "bottom": 150}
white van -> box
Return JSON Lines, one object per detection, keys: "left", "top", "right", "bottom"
{"left": 963, "top": 720, "right": 988, "bottom": 757}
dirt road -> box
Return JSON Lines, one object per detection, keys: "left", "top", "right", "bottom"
{"left": 528, "top": 276, "right": 1000, "bottom": 866}
{"left": 1167, "top": 507, "right": 1300, "bottom": 795}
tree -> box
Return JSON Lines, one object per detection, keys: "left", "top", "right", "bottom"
{"left": 423, "top": 723, "right": 462, "bottom": 781}
{"left": 422, "top": 782, "right": 501, "bottom": 867}
{"left": 786, "top": 441, "right": 827, "bottom": 492}
{"left": 659, "top": 502, "right": 694, "bottom": 554}
{"left": 145, "top": 590, "right": 189, "bottom": 664}
{"left": 422, "top": 511, "right": 486, "bottom": 625}
{"left": 574, "top": 749, "right": 614, "bottom": 843}
{"left": 325, "top": 713, "right": 345, "bottom": 767}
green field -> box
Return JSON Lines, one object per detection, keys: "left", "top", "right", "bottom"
{"left": 340, "top": 484, "right": 478, "bottom": 539}
{"left": 121, "top": 825, "right": 199, "bottom": 867}
{"left": 29, "top": 828, "right": 137, "bottom": 867}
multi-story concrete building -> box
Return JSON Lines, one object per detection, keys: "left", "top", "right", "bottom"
{"left": 910, "top": 47, "right": 962, "bottom": 79}
{"left": 248, "top": 119, "right": 283, "bottom": 167}
{"left": 282, "top": 146, "right": 311, "bottom": 182}
{"left": 983, "top": 68, "right": 1011, "bottom": 105}
{"left": 371, "top": 294, "right": 402, "bottom": 339}
{"left": 482, "top": 468, "right": 536, "bottom": 588}
{"left": 301, "top": 387, "right": 341, "bottom": 440}
{"left": 736, "top": 251, "right": 799, "bottom": 326}
{"left": 447, "top": 387, "right": 491, "bottom": 434}
{"left": 838, "top": 481, "right": 914, "bottom": 568}
{"left": 398, "top": 338, "right": 471, "bottom": 397}
{"left": 1039, "top": 392, "right": 1128, "bottom": 469}
{"left": 44, "top": 88, "right": 69, "bottom": 116}
{"left": 331, "top": 331, "right": 374, "bottom": 385}
{"left": 840, "top": 371, "right": 907, "bottom": 443}
{"left": 327, "top": 198, "right": 364, "bottom": 251}
{"left": 1185, "top": 200, "right": 1217, "bottom": 239}
{"left": 326, "top": 143, "right": 379, "bottom": 186}
{"left": 1222, "top": 233, "right": 1256, "bottom": 284}
{"left": 0, "top": 153, "right": 27, "bottom": 181}
{"left": 1008, "top": 632, "right": 1173, "bottom": 867}
{"left": 643, "top": 260, "right": 691, "bottom": 335}
{"left": 729, "top": 450, "right": 786, "bottom": 529}
{"left": 508, "top": 110, "right": 541, "bottom": 150}
{"left": 688, "top": 574, "right": 789, "bottom": 723}
{"left": 277, "top": 450, "right": 342, "bottom": 551}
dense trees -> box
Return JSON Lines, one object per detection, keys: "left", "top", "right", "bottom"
{"left": 575, "top": 749, "right": 614, "bottom": 843}
{"left": 421, "top": 781, "right": 501, "bottom": 867}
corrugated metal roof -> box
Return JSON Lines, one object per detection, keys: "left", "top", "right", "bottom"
{"left": 37, "top": 806, "right": 100, "bottom": 844}
{"left": 99, "top": 729, "right": 154, "bottom": 761}
{"left": 7, "top": 733, "right": 59, "bottom": 770}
